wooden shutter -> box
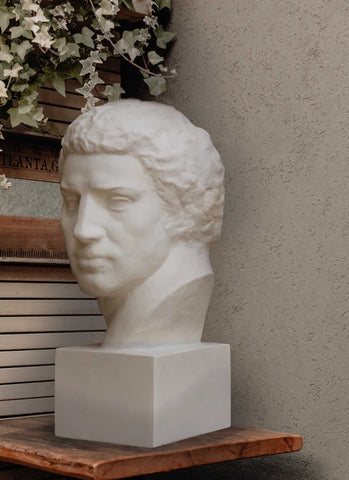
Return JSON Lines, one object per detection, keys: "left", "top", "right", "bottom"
{"left": 0, "top": 215, "right": 106, "bottom": 418}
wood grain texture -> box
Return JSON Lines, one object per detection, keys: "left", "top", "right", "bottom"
{"left": 0, "top": 366, "right": 55, "bottom": 384}
{"left": 0, "top": 316, "right": 105, "bottom": 333}
{"left": 0, "top": 265, "right": 74, "bottom": 282}
{"left": 0, "top": 398, "right": 54, "bottom": 417}
{"left": 0, "top": 283, "right": 90, "bottom": 298}
{"left": 0, "top": 382, "right": 54, "bottom": 401}
{"left": 0, "top": 331, "right": 104, "bottom": 350}
{"left": 0, "top": 350, "right": 56, "bottom": 367}
{"left": 0, "top": 415, "right": 302, "bottom": 480}
{"left": 0, "top": 216, "right": 67, "bottom": 263}
{"left": 0, "top": 299, "right": 100, "bottom": 315}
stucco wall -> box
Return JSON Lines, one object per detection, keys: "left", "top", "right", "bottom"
{"left": 160, "top": 1, "right": 348, "bottom": 479}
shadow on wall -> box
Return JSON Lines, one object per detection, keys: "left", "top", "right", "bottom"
{"left": 132, "top": 453, "right": 325, "bottom": 480}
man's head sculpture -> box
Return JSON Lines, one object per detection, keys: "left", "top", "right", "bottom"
{"left": 59, "top": 99, "right": 224, "bottom": 348}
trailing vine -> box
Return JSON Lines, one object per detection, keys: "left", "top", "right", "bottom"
{"left": 0, "top": 0, "right": 175, "bottom": 137}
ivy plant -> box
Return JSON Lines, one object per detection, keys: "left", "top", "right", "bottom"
{"left": 0, "top": 0, "right": 175, "bottom": 137}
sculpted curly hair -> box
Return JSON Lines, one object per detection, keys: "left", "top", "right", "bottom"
{"left": 59, "top": 99, "right": 225, "bottom": 248}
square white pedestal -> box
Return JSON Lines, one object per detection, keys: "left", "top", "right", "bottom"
{"left": 55, "top": 343, "right": 231, "bottom": 447}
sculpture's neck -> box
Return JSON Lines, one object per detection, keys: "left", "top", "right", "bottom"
{"left": 99, "top": 242, "right": 214, "bottom": 349}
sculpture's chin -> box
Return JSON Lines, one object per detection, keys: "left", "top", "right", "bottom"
{"left": 75, "top": 277, "right": 108, "bottom": 298}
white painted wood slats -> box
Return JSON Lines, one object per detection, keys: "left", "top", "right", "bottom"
{"left": 0, "top": 280, "right": 106, "bottom": 418}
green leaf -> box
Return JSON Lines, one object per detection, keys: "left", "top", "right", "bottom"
{"left": 120, "top": 0, "right": 135, "bottom": 12}
{"left": 53, "top": 37, "right": 67, "bottom": 54}
{"left": 10, "top": 26, "right": 32, "bottom": 40}
{"left": 103, "top": 82, "right": 125, "bottom": 101}
{"left": 11, "top": 40, "right": 32, "bottom": 60}
{"left": 115, "top": 30, "right": 140, "bottom": 61}
{"left": 157, "top": 0, "right": 172, "bottom": 10}
{"left": 148, "top": 51, "right": 164, "bottom": 65}
{"left": 0, "top": 7, "right": 14, "bottom": 33}
{"left": 155, "top": 26, "right": 176, "bottom": 49}
{"left": 18, "top": 66, "right": 36, "bottom": 81}
{"left": 144, "top": 76, "right": 166, "bottom": 96}
{"left": 8, "top": 107, "right": 38, "bottom": 128}
{"left": 60, "top": 42, "right": 80, "bottom": 62}
{"left": 11, "top": 82, "right": 30, "bottom": 92}
{"left": 52, "top": 75, "right": 66, "bottom": 96}
{"left": 73, "top": 27, "right": 95, "bottom": 49}
{"left": 0, "top": 45, "right": 13, "bottom": 63}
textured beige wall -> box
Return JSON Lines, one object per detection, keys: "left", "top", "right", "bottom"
{"left": 161, "top": 1, "right": 348, "bottom": 479}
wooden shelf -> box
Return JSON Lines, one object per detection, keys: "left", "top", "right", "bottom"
{"left": 0, "top": 415, "right": 302, "bottom": 480}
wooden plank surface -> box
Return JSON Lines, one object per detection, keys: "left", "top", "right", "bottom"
{"left": 0, "top": 316, "right": 105, "bottom": 333}
{"left": 0, "top": 350, "right": 56, "bottom": 367}
{"left": 0, "top": 299, "right": 100, "bottom": 315}
{"left": 0, "top": 283, "right": 90, "bottom": 299}
{"left": 0, "top": 397, "right": 54, "bottom": 417}
{"left": 0, "top": 331, "right": 104, "bottom": 350}
{"left": 0, "top": 216, "right": 67, "bottom": 263}
{"left": 0, "top": 415, "right": 302, "bottom": 480}
{"left": 0, "top": 266, "right": 74, "bottom": 282}
{"left": 0, "top": 382, "right": 54, "bottom": 400}
{"left": 0, "top": 366, "right": 55, "bottom": 383}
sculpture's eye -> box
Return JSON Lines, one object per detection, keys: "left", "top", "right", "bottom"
{"left": 108, "top": 195, "right": 132, "bottom": 212}
{"left": 63, "top": 195, "right": 80, "bottom": 214}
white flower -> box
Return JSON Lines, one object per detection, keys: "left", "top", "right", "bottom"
{"left": 32, "top": 25, "right": 54, "bottom": 49}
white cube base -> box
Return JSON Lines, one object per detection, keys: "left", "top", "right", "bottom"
{"left": 55, "top": 343, "right": 231, "bottom": 447}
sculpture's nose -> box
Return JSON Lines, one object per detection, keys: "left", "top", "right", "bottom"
{"left": 73, "top": 196, "right": 103, "bottom": 244}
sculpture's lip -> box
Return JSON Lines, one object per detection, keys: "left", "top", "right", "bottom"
{"left": 75, "top": 256, "right": 109, "bottom": 272}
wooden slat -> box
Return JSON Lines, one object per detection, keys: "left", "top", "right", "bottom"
{"left": 97, "top": 70, "right": 121, "bottom": 85}
{"left": 0, "top": 266, "right": 74, "bottom": 282}
{"left": 0, "top": 299, "right": 100, "bottom": 315}
{"left": 0, "top": 350, "right": 55, "bottom": 367}
{"left": 38, "top": 89, "right": 86, "bottom": 110}
{"left": 0, "top": 366, "right": 54, "bottom": 383}
{"left": 39, "top": 105, "right": 81, "bottom": 124}
{"left": 0, "top": 416, "right": 303, "bottom": 480}
{"left": 0, "top": 216, "right": 66, "bottom": 257}
{"left": 0, "top": 283, "right": 91, "bottom": 299}
{"left": 0, "top": 331, "right": 104, "bottom": 350}
{"left": 0, "top": 316, "right": 105, "bottom": 333}
{"left": 100, "top": 56, "right": 121, "bottom": 72}
{"left": 117, "top": 5, "right": 146, "bottom": 21}
{"left": 0, "top": 382, "right": 54, "bottom": 400}
{"left": 0, "top": 397, "right": 54, "bottom": 416}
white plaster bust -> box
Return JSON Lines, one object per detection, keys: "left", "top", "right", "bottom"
{"left": 59, "top": 99, "right": 224, "bottom": 348}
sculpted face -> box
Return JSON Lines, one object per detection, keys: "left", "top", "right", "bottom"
{"left": 60, "top": 153, "right": 171, "bottom": 297}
